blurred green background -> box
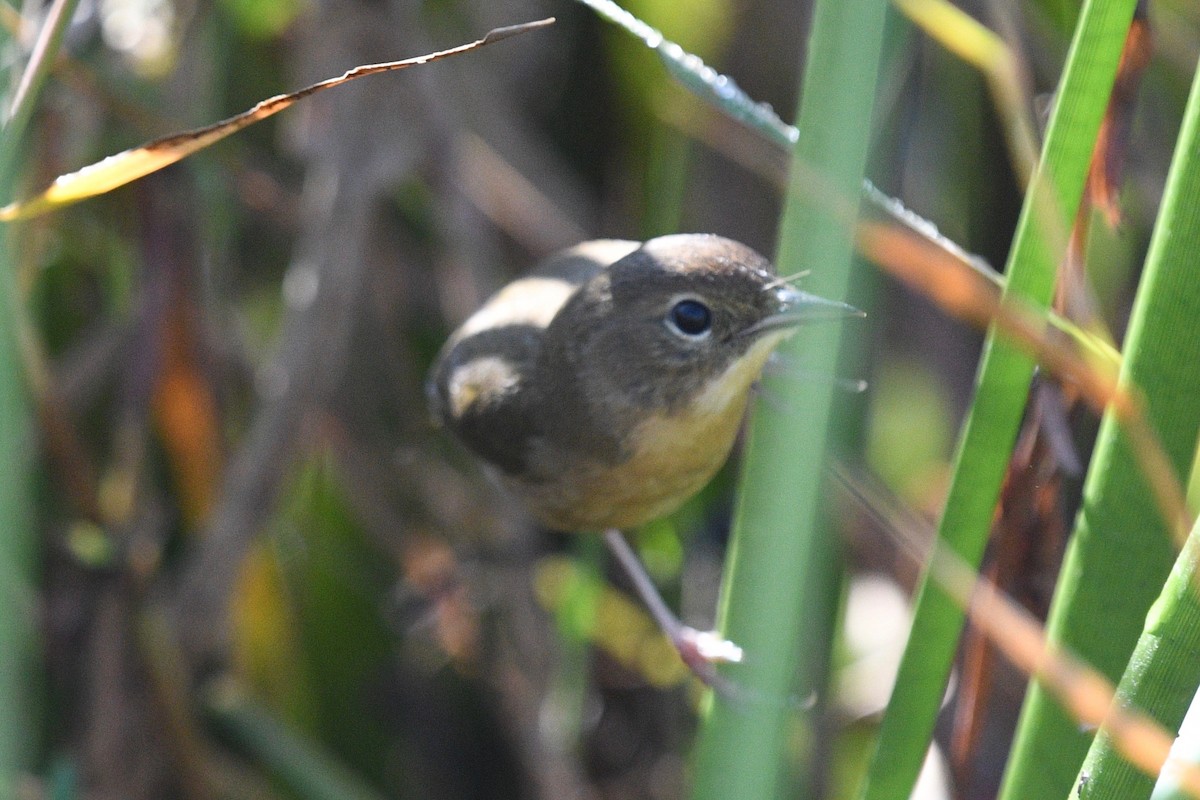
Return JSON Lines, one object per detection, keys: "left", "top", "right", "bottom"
{"left": 3, "top": 0, "right": 1198, "bottom": 798}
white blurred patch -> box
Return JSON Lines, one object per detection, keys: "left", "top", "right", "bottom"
{"left": 1153, "top": 685, "right": 1200, "bottom": 798}
{"left": 282, "top": 261, "right": 320, "bottom": 310}
{"left": 100, "top": 0, "right": 175, "bottom": 74}
{"left": 837, "top": 573, "right": 953, "bottom": 799}
{"left": 913, "top": 744, "right": 953, "bottom": 800}
{"left": 837, "top": 573, "right": 914, "bottom": 719}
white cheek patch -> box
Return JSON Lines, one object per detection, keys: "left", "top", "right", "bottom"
{"left": 448, "top": 356, "right": 521, "bottom": 418}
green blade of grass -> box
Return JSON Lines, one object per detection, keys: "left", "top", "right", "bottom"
{"left": 689, "top": 0, "right": 889, "bottom": 796}
{"left": 0, "top": 0, "right": 82, "bottom": 791}
{"left": 859, "top": 2, "right": 1140, "bottom": 798}
{"left": 1001, "top": 57, "right": 1200, "bottom": 800}
{"left": 0, "top": 224, "right": 37, "bottom": 799}
{"left": 576, "top": 0, "right": 1116, "bottom": 378}
{"left": 1083, "top": 526, "right": 1200, "bottom": 799}
{"left": 0, "top": 0, "right": 81, "bottom": 182}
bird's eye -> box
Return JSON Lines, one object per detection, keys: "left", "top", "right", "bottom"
{"left": 668, "top": 298, "right": 712, "bottom": 337}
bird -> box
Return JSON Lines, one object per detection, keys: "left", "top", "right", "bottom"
{"left": 428, "top": 233, "right": 857, "bottom": 530}
{"left": 427, "top": 233, "right": 857, "bottom": 677}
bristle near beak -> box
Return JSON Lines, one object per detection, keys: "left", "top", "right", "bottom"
{"left": 740, "top": 285, "right": 864, "bottom": 338}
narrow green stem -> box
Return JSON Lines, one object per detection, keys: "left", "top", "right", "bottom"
{"left": 862, "top": 2, "right": 1140, "bottom": 798}
{"left": 689, "top": 0, "right": 889, "bottom": 797}
{"left": 0, "top": 219, "right": 37, "bottom": 800}
{"left": 1037, "top": 57, "right": 1200, "bottom": 800}
{"left": 1, "top": 0, "right": 82, "bottom": 184}
{"left": 0, "top": 0, "right": 81, "bottom": 791}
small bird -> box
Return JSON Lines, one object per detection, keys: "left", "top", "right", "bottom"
{"left": 429, "top": 234, "right": 856, "bottom": 530}
{"left": 428, "top": 234, "right": 856, "bottom": 674}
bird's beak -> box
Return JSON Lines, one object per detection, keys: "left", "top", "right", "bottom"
{"left": 741, "top": 285, "right": 864, "bottom": 338}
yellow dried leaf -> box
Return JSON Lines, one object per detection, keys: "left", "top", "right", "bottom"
{"left": 0, "top": 18, "right": 554, "bottom": 221}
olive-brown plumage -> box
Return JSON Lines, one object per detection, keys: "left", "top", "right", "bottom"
{"left": 428, "top": 233, "right": 853, "bottom": 532}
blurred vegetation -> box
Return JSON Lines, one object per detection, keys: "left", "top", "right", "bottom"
{"left": 3, "top": 0, "right": 1200, "bottom": 798}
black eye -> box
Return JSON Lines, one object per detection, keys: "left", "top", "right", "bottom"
{"left": 669, "top": 299, "right": 712, "bottom": 337}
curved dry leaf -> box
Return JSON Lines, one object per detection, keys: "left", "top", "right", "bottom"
{"left": 0, "top": 18, "right": 554, "bottom": 221}
{"left": 836, "top": 467, "right": 1200, "bottom": 800}
{"left": 856, "top": 218, "right": 1192, "bottom": 547}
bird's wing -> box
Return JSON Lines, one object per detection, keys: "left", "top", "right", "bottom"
{"left": 428, "top": 240, "right": 640, "bottom": 474}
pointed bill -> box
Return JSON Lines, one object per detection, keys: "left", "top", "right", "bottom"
{"left": 741, "top": 285, "right": 863, "bottom": 338}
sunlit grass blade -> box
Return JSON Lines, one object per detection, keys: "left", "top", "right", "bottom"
{"left": 860, "top": 2, "right": 1142, "bottom": 798}
{"left": 572, "top": 0, "right": 797, "bottom": 149}
{"left": 855, "top": 202, "right": 1122, "bottom": 371}
{"left": 579, "top": 0, "right": 1124, "bottom": 396}
{"left": 0, "top": 18, "right": 554, "bottom": 221}
{"left": 1005, "top": 55, "right": 1200, "bottom": 800}
{"left": 837, "top": 469, "right": 1200, "bottom": 800}
{"left": 1079, "top": 524, "right": 1200, "bottom": 799}
{"left": 688, "top": 0, "right": 889, "bottom": 797}
{"left": 856, "top": 215, "right": 1191, "bottom": 559}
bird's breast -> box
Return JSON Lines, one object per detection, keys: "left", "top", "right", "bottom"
{"left": 510, "top": 333, "right": 787, "bottom": 531}
{"left": 508, "top": 398, "right": 749, "bottom": 532}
